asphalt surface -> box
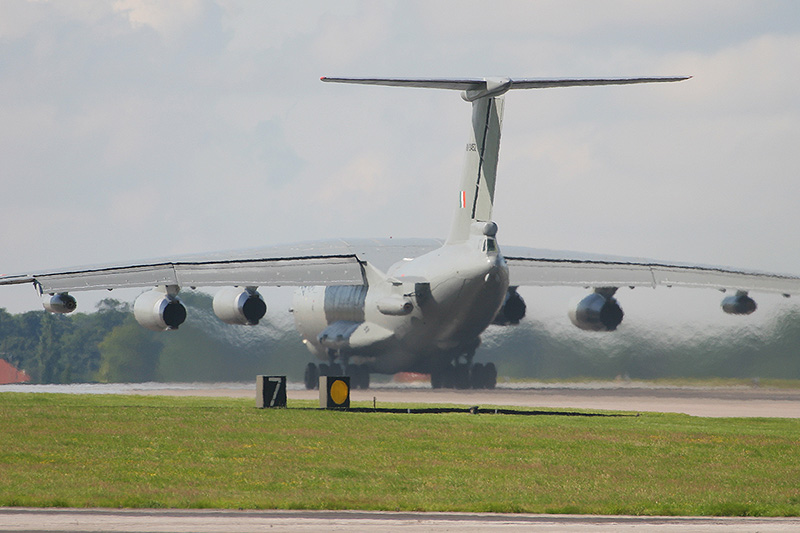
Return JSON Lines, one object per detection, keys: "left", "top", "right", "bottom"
{"left": 3, "top": 508, "right": 800, "bottom": 532}
{"left": 130, "top": 381, "right": 800, "bottom": 418}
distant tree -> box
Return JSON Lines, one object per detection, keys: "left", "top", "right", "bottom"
{"left": 156, "top": 325, "right": 233, "bottom": 381}
{"left": 95, "top": 298, "right": 131, "bottom": 313}
{"left": 59, "top": 303, "right": 129, "bottom": 382}
{"left": 34, "top": 314, "right": 64, "bottom": 384}
{"left": 96, "top": 317, "right": 162, "bottom": 383}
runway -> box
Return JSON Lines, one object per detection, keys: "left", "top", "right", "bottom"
{"left": 126, "top": 381, "right": 800, "bottom": 418}
{"left": 3, "top": 508, "right": 800, "bottom": 532}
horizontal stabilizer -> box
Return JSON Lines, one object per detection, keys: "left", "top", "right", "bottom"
{"left": 321, "top": 76, "right": 690, "bottom": 100}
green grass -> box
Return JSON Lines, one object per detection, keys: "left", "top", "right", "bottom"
{"left": 1, "top": 393, "right": 799, "bottom": 515}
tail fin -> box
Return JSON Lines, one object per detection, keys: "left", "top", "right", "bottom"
{"left": 448, "top": 95, "right": 504, "bottom": 242}
{"left": 321, "top": 76, "right": 690, "bottom": 243}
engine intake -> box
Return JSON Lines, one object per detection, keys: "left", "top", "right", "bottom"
{"left": 134, "top": 289, "right": 187, "bottom": 331}
{"left": 721, "top": 290, "right": 757, "bottom": 315}
{"left": 569, "top": 288, "right": 624, "bottom": 332}
{"left": 213, "top": 287, "right": 267, "bottom": 325}
{"left": 42, "top": 292, "right": 77, "bottom": 314}
{"left": 492, "top": 287, "right": 526, "bottom": 325}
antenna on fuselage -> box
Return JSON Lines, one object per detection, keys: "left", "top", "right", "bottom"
{"left": 321, "top": 76, "right": 691, "bottom": 243}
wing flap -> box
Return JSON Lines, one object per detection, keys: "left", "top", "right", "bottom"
{"left": 173, "top": 257, "right": 363, "bottom": 287}
{"left": 651, "top": 265, "right": 800, "bottom": 294}
{"left": 29, "top": 256, "right": 365, "bottom": 294}
{"left": 505, "top": 247, "right": 800, "bottom": 295}
{"left": 35, "top": 264, "right": 179, "bottom": 293}
{"left": 0, "top": 238, "right": 444, "bottom": 295}
{"left": 506, "top": 258, "right": 657, "bottom": 288}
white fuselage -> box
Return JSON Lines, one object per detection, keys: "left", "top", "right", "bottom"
{"left": 292, "top": 225, "right": 509, "bottom": 374}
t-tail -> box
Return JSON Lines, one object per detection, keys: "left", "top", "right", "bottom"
{"left": 321, "top": 76, "right": 690, "bottom": 244}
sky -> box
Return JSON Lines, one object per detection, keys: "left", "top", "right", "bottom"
{"left": 1, "top": 0, "right": 799, "bottom": 334}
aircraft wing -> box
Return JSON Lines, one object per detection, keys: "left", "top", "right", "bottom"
{"left": 503, "top": 245, "right": 800, "bottom": 295}
{"left": 0, "top": 238, "right": 443, "bottom": 294}
{"left": 5, "top": 237, "right": 797, "bottom": 297}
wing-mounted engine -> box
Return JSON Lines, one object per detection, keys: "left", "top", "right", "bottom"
{"left": 42, "top": 292, "right": 77, "bottom": 314}
{"left": 213, "top": 287, "right": 267, "bottom": 325}
{"left": 492, "top": 286, "right": 526, "bottom": 325}
{"left": 569, "top": 287, "right": 624, "bottom": 331}
{"left": 721, "top": 290, "right": 757, "bottom": 315}
{"left": 134, "top": 286, "right": 187, "bottom": 331}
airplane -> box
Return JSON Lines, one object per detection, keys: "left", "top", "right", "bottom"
{"left": 2, "top": 76, "right": 800, "bottom": 391}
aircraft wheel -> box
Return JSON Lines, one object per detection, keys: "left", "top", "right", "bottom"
{"left": 304, "top": 363, "right": 319, "bottom": 390}
{"left": 345, "top": 364, "right": 358, "bottom": 387}
{"left": 470, "top": 363, "right": 485, "bottom": 389}
{"left": 454, "top": 364, "right": 470, "bottom": 389}
{"left": 430, "top": 369, "right": 444, "bottom": 389}
{"left": 351, "top": 365, "right": 370, "bottom": 389}
{"left": 485, "top": 362, "right": 497, "bottom": 389}
{"left": 431, "top": 366, "right": 453, "bottom": 388}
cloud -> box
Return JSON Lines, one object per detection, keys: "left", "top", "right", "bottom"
{"left": 112, "top": 0, "right": 205, "bottom": 37}
{"left": 662, "top": 33, "right": 800, "bottom": 114}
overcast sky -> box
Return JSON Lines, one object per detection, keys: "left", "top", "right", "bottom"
{"left": 1, "top": 1, "right": 799, "bottom": 331}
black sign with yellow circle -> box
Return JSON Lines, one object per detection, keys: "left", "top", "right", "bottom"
{"left": 319, "top": 375, "right": 350, "bottom": 409}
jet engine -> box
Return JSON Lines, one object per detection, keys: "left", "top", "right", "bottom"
{"left": 212, "top": 287, "right": 267, "bottom": 325}
{"left": 721, "top": 290, "right": 757, "bottom": 315}
{"left": 134, "top": 289, "right": 187, "bottom": 331}
{"left": 492, "top": 287, "right": 526, "bottom": 325}
{"left": 568, "top": 287, "right": 624, "bottom": 332}
{"left": 42, "top": 292, "right": 77, "bottom": 314}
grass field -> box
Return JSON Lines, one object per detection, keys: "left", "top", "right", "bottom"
{"left": 1, "top": 392, "right": 799, "bottom": 516}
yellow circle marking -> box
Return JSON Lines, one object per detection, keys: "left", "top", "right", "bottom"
{"left": 330, "top": 379, "right": 349, "bottom": 405}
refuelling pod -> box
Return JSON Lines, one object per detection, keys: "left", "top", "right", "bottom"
{"left": 42, "top": 293, "right": 77, "bottom": 314}
{"left": 134, "top": 289, "right": 187, "bottom": 331}
{"left": 492, "top": 286, "right": 526, "bottom": 325}
{"left": 569, "top": 288, "right": 624, "bottom": 332}
{"left": 721, "top": 290, "right": 757, "bottom": 315}
{"left": 213, "top": 287, "right": 267, "bottom": 325}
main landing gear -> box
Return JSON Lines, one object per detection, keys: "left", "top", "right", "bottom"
{"left": 304, "top": 362, "right": 371, "bottom": 390}
{"left": 430, "top": 361, "right": 497, "bottom": 390}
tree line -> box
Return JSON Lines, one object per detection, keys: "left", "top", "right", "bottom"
{"left": 1, "top": 291, "right": 799, "bottom": 384}
{"left": 0, "top": 292, "right": 308, "bottom": 384}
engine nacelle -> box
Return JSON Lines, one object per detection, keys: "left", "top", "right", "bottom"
{"left": 134, "top": 289, "right": 187, "bottom": 331}
{"left": 492, "top": 287, "right": 526, "bottom": 325}
{"left": 42, "top": 292, "right": 77, "bottom": 314}
{"left": 569, "top": 288, "right": 624, "bottom": 332}
{"left": 213, "top": 287, "right": 267, "bottom": 325}
{"left": 721, "top": 290, "right": 757, "bottom": 315}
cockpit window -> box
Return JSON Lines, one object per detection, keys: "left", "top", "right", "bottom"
{"left": 485, "top": 237, "right": 497, "bottom": 253}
